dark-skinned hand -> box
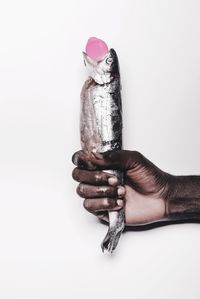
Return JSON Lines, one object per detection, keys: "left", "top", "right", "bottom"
{"left": 72, "top": 150, "right": 172, "bottom": 225}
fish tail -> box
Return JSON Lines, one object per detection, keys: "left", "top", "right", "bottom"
{"left": 101, "top": 210, "right": 125, "bottom": 253}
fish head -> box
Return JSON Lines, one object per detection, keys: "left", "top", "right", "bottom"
{"left": 82, "top": 48, "right": 120, "bottom": 85}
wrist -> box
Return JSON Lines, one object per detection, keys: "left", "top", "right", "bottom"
{"left": 165, "top": 174, "right": 200, "bottom": 218}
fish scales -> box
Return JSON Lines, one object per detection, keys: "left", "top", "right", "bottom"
{"left": 80, "top": 47, "right": 125, "bottom": 252}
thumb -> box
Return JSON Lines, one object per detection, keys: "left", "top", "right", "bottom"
{"left": 72, "top": 150, "right": 142, "bottom": 171}
{"left": 91, "top": 150, "right": 141, "bottom": 170}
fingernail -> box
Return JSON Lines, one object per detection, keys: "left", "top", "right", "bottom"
{"left": 91, "top": 151, "right": 104, "bottom": 160}
{"left": 117, "top": 186, "right": 125, "bottom": 197}
{"left": 108, "top": 176, "right": 118, "bottom": 186}
{"left": 117, "top": 199, "right": 124, "bottom": 207}
{"left": 72, "top": 153, "right": 78, "bottom": 165}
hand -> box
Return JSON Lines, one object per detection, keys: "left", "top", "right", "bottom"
{"left": 72, "top": 150, "right": 172, "bottom": 225}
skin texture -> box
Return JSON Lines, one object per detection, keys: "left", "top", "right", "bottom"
{"left": 72, "top": 150, "right": 172, "bottom": 225}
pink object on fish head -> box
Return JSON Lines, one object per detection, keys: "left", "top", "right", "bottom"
{"left": 85, "top": 37, "right": 109, "bottom": 61}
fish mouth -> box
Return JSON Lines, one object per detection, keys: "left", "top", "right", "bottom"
{"left": 82, "top": 51, "right": 108, "bottom": 66}
{"left": 82, "top": 51, "right": 97, "bottom": 68}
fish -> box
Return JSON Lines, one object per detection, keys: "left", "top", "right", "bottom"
{"left": 80, "top": 38, "right": 125, "bottom": 253}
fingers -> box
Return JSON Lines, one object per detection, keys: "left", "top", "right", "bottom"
{"left": 83, "top": 198, "right": 124, "bottom": 213}
{"left": 72, "top": 149, "right": 143, "bottom": 171}
{"left": 76, "top": 183, "right": 125, "bottom": 199}
{"left": 77, "top": 183, "right": 125, "bottom": 212}
{"left": 72, "top": 167, "right": 119, "bottom": 186}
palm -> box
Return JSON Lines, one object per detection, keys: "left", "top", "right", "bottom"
{"left": 72, "top": 150, "right": 169, "bottom": 226}
{"left": 123, "top": 160, "right": 167, "bottom": 224}
{"left": 123, "top": 184, "right": 166, "bottom": 225}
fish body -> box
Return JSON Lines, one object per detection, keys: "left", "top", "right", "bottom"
{"left": 80, "top": 48, "right": 125, "bottom": 252}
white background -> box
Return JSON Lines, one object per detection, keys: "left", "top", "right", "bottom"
{"left": 0, "top": 0, "right": 200, "bottom": 298}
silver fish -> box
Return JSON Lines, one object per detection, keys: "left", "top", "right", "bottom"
{"left": 80, "top": 48, "right": 125, "bottom": 253}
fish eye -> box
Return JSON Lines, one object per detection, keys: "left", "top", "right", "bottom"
{"left": 106, "top": 57, "right": 113, "bottom": 65}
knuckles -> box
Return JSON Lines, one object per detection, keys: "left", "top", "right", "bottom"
{"left": 101, "top": 198, "right": 110, "bottom": 208}
{"left": 94, "top": 171, "right": 104, "bottom": 183}
{"left": 97, "top": 186, "right": 109, "bottom": 196}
